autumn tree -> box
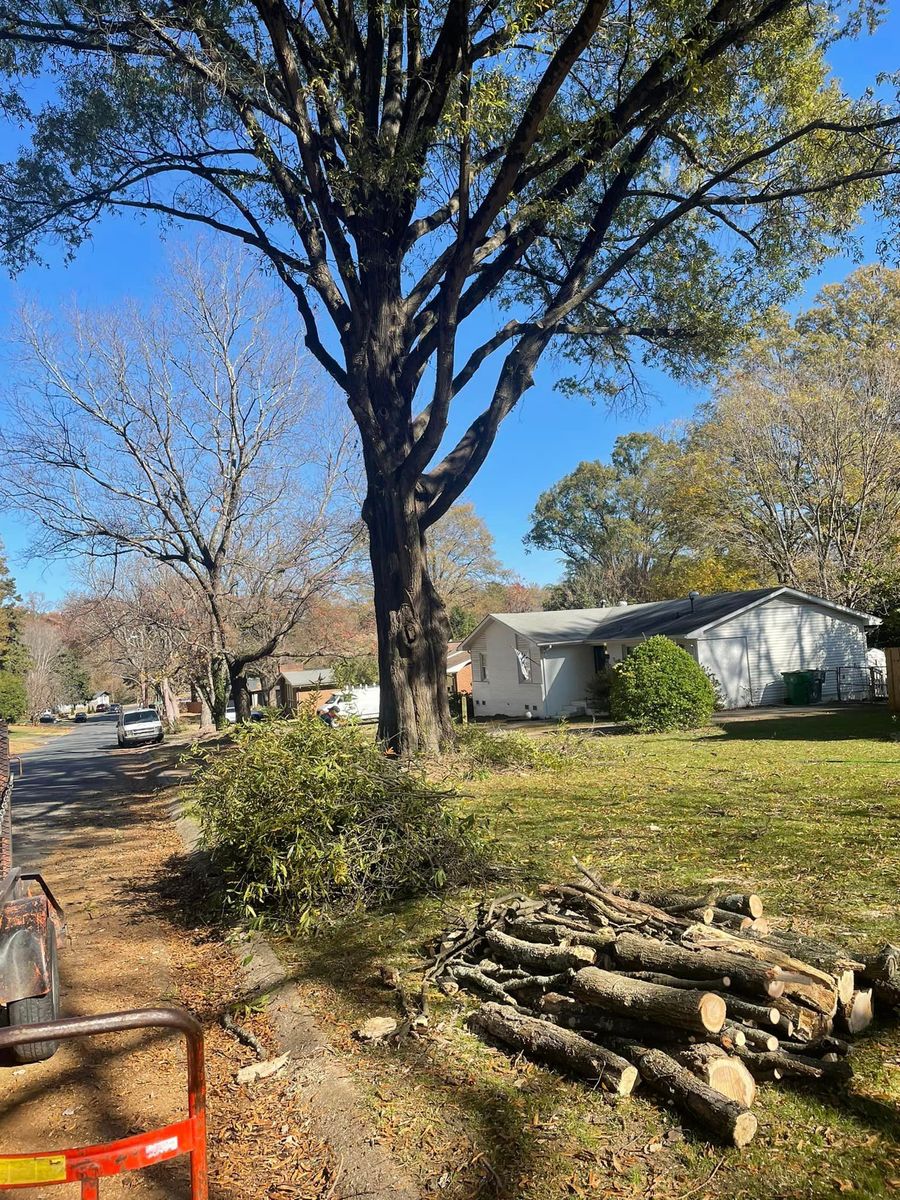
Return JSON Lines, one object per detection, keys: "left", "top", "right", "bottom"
{"left": 695, "top": 266, "right": 900, "bottom": 606}
{"left": 0, "top": 248, "right": 357, "bottom": 727}
{"left": 0, "top": 1, "right": 899, "bottom": 748}
{"left": 425, "top": 503, "right": 506, "bottom": 609}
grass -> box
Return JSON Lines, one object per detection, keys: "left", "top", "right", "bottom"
{"left": 275, "top": 707, "right": 900, "bottom": 1200}
{"left": 7, "top": 722, "right": 73, "bottom": 755}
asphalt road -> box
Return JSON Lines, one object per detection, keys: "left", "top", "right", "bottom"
{"left": 10, "top": 715, "right": 153, "bottom": 865}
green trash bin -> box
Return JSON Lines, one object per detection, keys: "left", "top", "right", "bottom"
{"left": 782, "top": 669, "right": 814, "bottom": 704}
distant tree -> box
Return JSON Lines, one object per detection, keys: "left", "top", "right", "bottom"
{"left": 425, "top": 504, "right": 506, "bottom": 609}
{"left": 528, "top": 433, "right": 748, "bottom": 603}
{"left": 696, "top": 267, "right": 900, "bottom": 606}
{"left": 22, "top": 613, "right": 63, "bottom": 717}
{"left": 0, "top": 543, "right": 27, "bottom": 678}
{"left": 333, "top": 656, "right": 379, "bottom": 689}
{"left": 448, "top": 606, "right": 481, "bottom": 641}
{"left": 0, "top": 247, "right": 357, "bottom": 727}
{"left": 0, "top": 672, "right": 27, "bottom": 722}
{"left": 56, "top": 650, "right": 91, "bottom": 706}
{"left": 1, "top": 1, "right": 898, "bottom": 750}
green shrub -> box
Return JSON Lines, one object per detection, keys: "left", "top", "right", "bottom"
{"left": 586, "top": 667, "right": 614, "bottom": 715}
{"left": 453, "top": 722, "right": 584, "bottom": 777}
{"left": 609, "top": 636, "right": 716, "bottom": 732}
{"left": 0, "top": 672, "right": 26, "bottom": 723}
{"left": 186, "top": 712, "right": 487, "bottom": 929}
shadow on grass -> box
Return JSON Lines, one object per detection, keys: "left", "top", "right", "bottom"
{"left": 699, "top": 707, "right": 896, "bottom": 743}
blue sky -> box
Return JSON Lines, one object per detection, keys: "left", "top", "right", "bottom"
{"left": 0, "top": 11, "right": 898, "bottom": 600}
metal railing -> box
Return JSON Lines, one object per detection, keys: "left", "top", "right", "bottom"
{"left": 834, "top": 666, "right": 887, "bottom": 703}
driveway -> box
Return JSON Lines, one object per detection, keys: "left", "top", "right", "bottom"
{"left": 0, "top": 716, "right": 334, "bottom": 1199}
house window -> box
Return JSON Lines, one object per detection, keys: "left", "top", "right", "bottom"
{"left": 593, "top": 645, "right": 609, "bottom": 672}
{"left": 476, "top": 651, "right": 488, "bottom": 682}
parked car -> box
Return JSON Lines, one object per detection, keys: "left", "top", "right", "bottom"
{"left": 318, "top": 686, "right": 380, "bottom": 723}
{"left": 108, "top": 703, "right": 122, "bottom": 715}
{"left": 38, "top": 711, "right": 56, "bottom": 724}
{"left": 94, "top": 703, "right": 108, "bottom": 713}
{"left": 117, "top": 708, "right": 164, "bottom": 746}
{"left": 74, "top": 711, "right": 88, "bottom": 723}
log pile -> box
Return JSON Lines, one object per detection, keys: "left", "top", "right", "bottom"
{"left": 428, "top": 864, "right": 898, "bottom": 1149}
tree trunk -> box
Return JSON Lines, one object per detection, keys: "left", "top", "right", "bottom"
{"left": 157, "top": 676, "right": 180, "bottom": 732}
{"left": 231, "top": 672, "right": 251, "bottom": 722}
{"left": 571, "top": 966, "right": 726, "bottom": 1034}
{"left": 365, "top": 484, "right": 452, "bottom": 754}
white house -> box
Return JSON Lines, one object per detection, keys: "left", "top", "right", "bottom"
{"left": 459, "top": 587, "right": 880, "bottom": 718}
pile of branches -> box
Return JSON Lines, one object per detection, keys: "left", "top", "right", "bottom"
{"left": 427, "top": 863, "right": 899, "bottom": 1148}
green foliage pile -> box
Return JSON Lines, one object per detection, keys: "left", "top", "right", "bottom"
{"left": 187, "top": 712, "right": 487, "bottom": 929}
{"left": 610, "top": 637, "right": 716, "bottom": 732}
{"left": 453, "top": 723, "right": 584, "bottom": 777}
{"left": 0, "top": 671, "right": 26, "bottom": 722}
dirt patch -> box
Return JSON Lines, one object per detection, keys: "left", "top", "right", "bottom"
{"left": 0, "top": 737, "right": 335, "bottom": 1198}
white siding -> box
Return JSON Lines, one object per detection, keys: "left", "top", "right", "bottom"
{"left": 542, "top": 644, "right": 597, "bottom": 717}
{"left": 468, "top": 621, "right": 544, "bottom": 717}
{"left": 698, "top": 596, "right": 869, "bottom": 705}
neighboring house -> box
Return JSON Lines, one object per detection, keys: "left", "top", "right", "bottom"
{"left": 274, "top": 667, "right": 337, "bottom": 712}
{"left": 89, "top": 691, "right": 111, "bottom": 711}
{"left": 446, "top": 643, "right": 473, "bottom": 697}
{"left": 460, "top": 588, "right": 880, "bottom": 718}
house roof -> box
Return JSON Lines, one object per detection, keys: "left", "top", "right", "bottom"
{"left": 280, "top": 667, "right": 336, "bottom": 688}
{"left": 446, "top": 649, "right": 471, "bottom": 675}
{"left": 459, "top": 587, "right": 879, "bottom": 649}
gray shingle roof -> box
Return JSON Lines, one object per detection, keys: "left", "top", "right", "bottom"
{"left": 461, "top": 587, "right": 878, "bottom": 649}
{"left": 280, "top": 667, "right": 336, "bottom": 688}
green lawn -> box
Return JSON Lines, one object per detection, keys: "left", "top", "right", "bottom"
{"left": 280, "top": 708, "right": 900, "bottom": 1200}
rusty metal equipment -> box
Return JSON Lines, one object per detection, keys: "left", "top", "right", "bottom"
{"left": 0, "top": 1006, "right": 209, "bottom": 1198}
{"left": 0, "top": 720, "right": 65, "bottom": 1062}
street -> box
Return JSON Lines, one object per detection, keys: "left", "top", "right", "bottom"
{"left": 0, "top": 717, "right": 334, "bottom": 1199}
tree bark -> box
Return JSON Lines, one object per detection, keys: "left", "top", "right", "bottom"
{"left": 612, "top": 932, "right": 785, "bottom": 999}
{"left": 157, "top": 676, "right": 181, "bottom": 732}
{"left": 365, "top": 483, "right": 453, "bottom": 754}
{"left": 231, "top": 672, "right": 252, "bottom": 722}
{"left": 571, "top": 966, "right": 726, "bottom": 1034}
{"left": 468, "top": 1002, "right": 639, "bottom": 1095}
{"left": 608, "top": 1043, "right": 758, "bottom": 1148}
{"left": 484, "top": 928, "right": 596, "bottom": 972}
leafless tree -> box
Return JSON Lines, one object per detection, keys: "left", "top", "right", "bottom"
{"left": 0, "top": 245, "right": 359, "bottom": 725}
{"left": 21, "top": 613, "right": 63, "bottom": 718}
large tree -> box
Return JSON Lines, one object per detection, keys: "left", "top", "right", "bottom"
{"left": 0, "top": 1, "right": 898, "bottom": 749}
{"left": 696, "top": 266, "right": 900, "bottom": 605}
{"left": 0, "top": 248, "right": 356, "bottom": 725}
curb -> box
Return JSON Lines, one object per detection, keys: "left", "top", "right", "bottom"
{"left": 169, "top": 794, "right": 419, "bottom": 1200}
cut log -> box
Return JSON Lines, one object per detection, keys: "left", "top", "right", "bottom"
{"left": 733, "top": 1045, "right": 852, "bottom": 1084}
{"left": 718, "top": 996, "right": 782, "bottom": 1029}
{"left": 836, "top": 988, "right": 874, "bottom": 1035}
{"left": 674, "top": 1043, "right": 757, "bottom": 1108}
{"left": 771, "top": 997, "right": 832, "bottom": 1043}
{"left": 717, "top": 893, "right": 764, "bottom": 919}
{"left": 732, "top": 1023, "right": 779, "bottom": 1052}
{"left": 540, "top": 992, "right": 696, "bottom": 1043}
{"left": 781, "top": 1034, "right": 851, "bottom": 1058}
{"left": 610, "top": 1043, "right": 758, "bottom": 1148}
{"left": 683, "top": 925, "right": 838, "bottom": 1014}
{"left": 704, "top": 907, "right": 753, "bottom": 931}
{"left": 857, "top": 944, "right": 900, "bottom": 1009}
{"left": 484, "top": 928, "right": 596, "bottom": 972}
{"left": 719, "top": 1024, "right": 747, "bottom": 1048}
{"left": 613, "top": 932, "right": 784, "bottom": 999}
{"left": 618, "top": 887, "right": 714, "bottom": 913}
{"left": 622, "top": 971, "right": 731, "bottom": 991}
{"left": 503, "top": 919, "right": 563, "bottom": 944}
{"left": 571, "top": 966, "right": 725, "bottom": 1034}
{"left": 468, "top": 1002, "right": 638, "bottom": 1095}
